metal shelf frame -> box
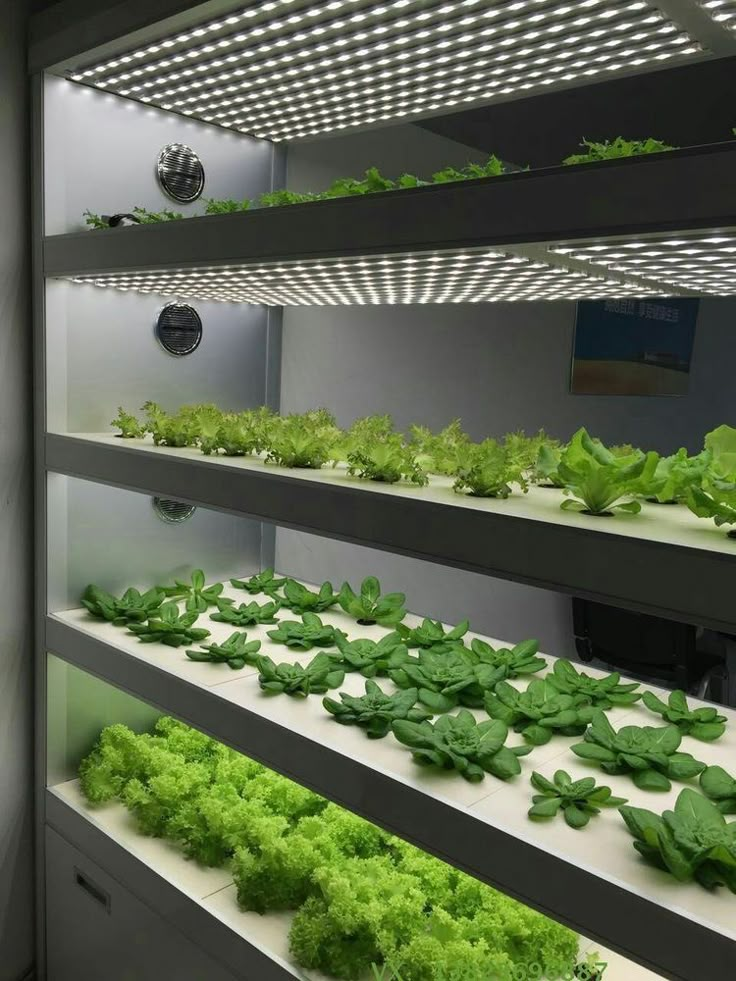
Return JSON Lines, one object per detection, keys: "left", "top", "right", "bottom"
{"left": 44, "top": 141, "right": 736, "bottom": 285}
{"left": 31, "top": 6, "right": 736, "bottom": 979}
{"left": 46, "top": 433, "right": 736, "bottom": 634}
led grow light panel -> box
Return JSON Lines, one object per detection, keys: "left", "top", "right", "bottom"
{"left": 64, "top": 248, "right": 662, "bottom": 304}
{"left": 551, "top": 230, "right": 736, "bottom": 295}
{"left": 699, "top": 0, "right": 736, "bottom": 32}
{"left": 64, "top": 0, "right": 705, "bottom": 141}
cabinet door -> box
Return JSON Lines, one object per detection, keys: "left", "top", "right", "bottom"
{"left": 46, "top": 827, "right": 238, "bottom": 981}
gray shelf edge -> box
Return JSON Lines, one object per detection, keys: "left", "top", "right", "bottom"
{"left": 46, "top": 433, "right": 736, "bottom": 632}
{"left": 43, "top": 143, "right": 736, "bottom": 277}
{"left": 45, "top": 790, "right": 296, "bottom": 981}
{"left": 44, "top": 619, "right": 734, "bottom": 981}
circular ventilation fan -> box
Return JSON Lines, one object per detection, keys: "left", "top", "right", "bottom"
{"left": 155, "top": 302, "right": 202, "bottom": 356}
{"left": 156, "top": 143, "right": 205, "bottom": 202}
{"left": 152, "top": 498, "right": 197, "bottom": 523}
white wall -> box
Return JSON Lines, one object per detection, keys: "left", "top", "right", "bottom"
{"left": 0, "top": 3, "right": 34, "bottom": 979}
{"left": 44, "top": 76, "right": 276, "bottom": 235}
{"left": 275, "top": 128, "right": 736, "bottom": 659}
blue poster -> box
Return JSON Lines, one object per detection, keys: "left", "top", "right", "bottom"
{"left": 571, "top": 297, "right": 699, "bottom": 396}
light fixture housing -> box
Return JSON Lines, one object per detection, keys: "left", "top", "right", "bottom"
{"left": 60, "top": 0, "right": 722, "bottom": 141}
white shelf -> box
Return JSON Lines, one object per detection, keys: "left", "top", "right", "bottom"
{"left": 46, "top": 580, "right": 736, "bottom": 981}
{"left": 48, "top": 780, "right": 663, "bottom": 981}
{"left": 47, "top": 431, "right": 736, "bottom": 632}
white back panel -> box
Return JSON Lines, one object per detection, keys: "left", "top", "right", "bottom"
{"left": 48, "top": 476, "right": 261, "bottom": 612}
{"left": 44, "top": 75, "right": 276, "bottom": 234}
{"left": 46, "top": 280, "right": 268, "bottom": 433}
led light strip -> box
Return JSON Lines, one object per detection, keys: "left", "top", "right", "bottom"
{"left": 169, "top": 22, "right": 690, "bottom": 136}
{"left": 59, "top": 248, "right": 661, "bottom": 304}
{"left": 551, "top": 231, "right": 736, "bottom": 294}
{"left": 66, "top": 0, "right": 704, "bottom": 141}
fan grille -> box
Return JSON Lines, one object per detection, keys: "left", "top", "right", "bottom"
{"left": 157, "top": 144, "right": 204, "bottom": 203}
{"left": 155, "top": 302, "right": 202, "bottom": 355}
{"left": 152, "top": 497, "right": 197, "bottom": 523}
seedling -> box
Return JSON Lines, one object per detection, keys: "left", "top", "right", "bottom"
{"left": 266, "top": 613, "right": 338, "bottom": 651}
{"left": 528, "top": 770, "right": 627, "bottom": 829}
{"left": 186, "top": 632, "right": 261, "bottom": 669}
{"left": 82, "top": 584, "right": 165, "bottom": 626}
{"left": 127, "top": 602, "right": 210, "bottom": 647}
{"left": 571, "top": 710, "right": 705, "bottom": 791}
{"left": 642, "top": 690, "right": 726, "bottom": 741}
{"left": 323, "top": 680, "right": 432, "bottom": 738}
{"left": 484, "top": 679, "right": 595, "bottom": 745}
{"left": 620, "top": 789, "right": 736, "bottom": 892}
{"left": 210, "top": 599, "right": 281, "bottom": 626}
{"left": 257, "top": 653, "right": 345, "bottom": 696}
{"left": 337, "top": 576, "right": 406, "bottom": 626}
{"left": 392, "top": 710, "right": 531, "bottom": 782}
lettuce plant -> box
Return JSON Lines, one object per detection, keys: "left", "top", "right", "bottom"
{"left": 204, "top": 197, "right": 251, "bottom": 214}
{"left": 563, "top": 137, "right": 676, "bottom": 165}
{"left": 214, "top": 407, "right": 275, "bottom": 456}
{"left": 390, "top": 648, "right": 485, "bottom": 712}
{"left": 704, "top": 423, "right": 736, "bottom": 477}
{"left": 452, "top": 439, "right": 527, "bottom": 498}
{"left": 331, "top": 414, "right": 396, "bottom": 462}
{"left": 547, "top": 659, "right": 641, "bottom": 709}
{"left": 167, "top": 569, "right": 230, "bottom": 614}
{"left": 257, "top": 653, "right": 345, "bottom": 696}
{"left": 127, "top": 602, "right": 210, "bottom": 647}
{"left": 620, "top": 789, "right": 736, "bottom": 892}
{"left": 528, "top": 770, "right": 627, "bottom": 829}
{"left": 337, "top": 576, "right": 406, "bottom": 626}
{"left": 230, "top": 568, "right": 286, "bottom": 597}
{"left": 465, "top": 637, "right": 546, "bottom": 685}
{"left": 700, "top": 766, "right": 736, "bottom": 814}
{"left": 186, "top": 632, "right": 262, "bottom": 669}
{"left": 503, "top": 430, "right": 557, "bottom": 475}
{"left": 131, "top": 205, "right": 185, "bottom": 223}
{"left": 189, "top": 404, "right": 225, "bottom": 455}
{"left": 333, "top": 632, "right": 409, "bottom": 677}
{"left": 110, "top": 407, "right": 146, "bottom": 438}
{"left": 641, "top": 690, "right": 726, "bottom": 741}
{"left": 82, "top": 584, "right": 165, "bottom": 626}
{"left": 289, "top": 857, "right": 429, "bottom": 979}
{"left": 79, "top": 717, "right": 578, "bottom": 980}
{"left": 267, "top": 613, "right": 338, "bottom": 650}
{"left": 687, "top": 479, "right": 736, "bottom": 536}
{"left": 557, "top": 428, "right": 658, "bottom": 516}
{"left": 484, "top": 679, "right": 595, "bottom": 746}
{"left": 397, "top": 618, "right": 469, "bottom": 651}
{"left": 628, "top": 447, "right": 710, "bottom": 504}
{"left": 281, "top": 578, "right": 338, "bottom": 613}
{"left": 534, "top": 441, "right": 565, "bottom": 486}
{"left": 431, "top": 155, "right": 504, "bottom": 182}
{"left": 347, "top": 433, "right": 428, "bottom": 486}
{"left": 323, "top": 680, "right": 432, "bottom": 738}
{"left": 392, "top": 710, "right": 531, "bottom": 782}
{"left": 141, "top": 401, "right": 199, "bottom": 447}
{"left": 408, "top": 420, "right": 470, "bottom": 476}
{"left": 570, "top": 710, "right": 705, "bottom": 790}
{"left": 266, "top": 411, "right": 340, "bottom": 469}
{"left": 210, "top": 599, "right": 281, "bottom": 626}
